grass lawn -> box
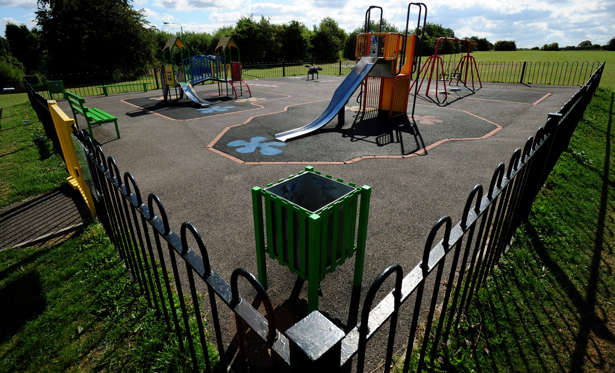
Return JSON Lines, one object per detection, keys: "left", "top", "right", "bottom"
{"left": 472, "top": 50, "right": 615, "bottom": 90}
{"left": 0, "top": 223, "right": 196, "bottom": 372}
{"left": 0, "top": 101, "right": 67, "bottom": 209}
{"left": 419, "top": 87, "right": 615, "bottom": 371}
{"left": 0, "top": 92, "right": 29, "bottom": 107}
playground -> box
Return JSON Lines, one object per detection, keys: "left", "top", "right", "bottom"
{"left": 25, "top": 3, "right": 605, "bottom": 369}
{"left": 60, "top": 74, "right": 577, "bottom": 314}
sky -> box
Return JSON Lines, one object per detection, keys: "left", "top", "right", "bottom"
{"left": 1, "top": 0, "right": 614, "bottom": 48}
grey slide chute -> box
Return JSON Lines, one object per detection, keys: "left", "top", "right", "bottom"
{"left": 179, "top": 82, "right": 212, "bottom": 107}
{"left": 275, "top": 56, "right": 377, "bottom": 142}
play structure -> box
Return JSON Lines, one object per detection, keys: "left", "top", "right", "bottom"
{"left": 275, "top": 3, "right": 427, "bottom": 143}
{"left": 410, "top": 37, "right": 482, "bottom": 105}
{"left": 160, "top": 35, "right": 251, "bottom": 106}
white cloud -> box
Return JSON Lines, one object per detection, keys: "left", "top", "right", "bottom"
{"left": 0, "top": 0, "right": 35, "bottom": 8}
{"left": 153, "top": 0, "right": 249, "bottom": 11}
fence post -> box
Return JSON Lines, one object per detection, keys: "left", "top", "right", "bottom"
{"left": 154, "top": 68, "right": 160, "bottom": 90}
{"left": 283, "top": 61, "right": 286, "bottom": 77}
{"left": 519, "top": 61, "right": 527, "bottom": 84}
{"left": 286, "top": 311, "right": 344, "bottom": 372}
{"left": 339, "top": 60, "right": 342, "bottom": 76}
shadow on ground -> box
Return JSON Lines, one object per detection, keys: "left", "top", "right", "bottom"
{"left": 0, "top": 271, "right": 46, "bottom": 343}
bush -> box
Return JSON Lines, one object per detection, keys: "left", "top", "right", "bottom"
{"left": 542, "top": 42, "right": 560, "bottom": 51}
{"left": 494, "top": 40, "right": 516, "bottom": 51}
{"left": 605, "top": 37, "right": 615, "bottom": 51}
{"left": 0, "top": 55, "right": 25, "bottom": 88}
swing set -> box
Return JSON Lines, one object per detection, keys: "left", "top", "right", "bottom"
{"left": 410, "top": 37, "right": 482, "bottom": 105}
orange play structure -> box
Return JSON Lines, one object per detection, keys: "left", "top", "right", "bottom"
{"left": 353, "top": 4, "right": 427, "bottom": 119}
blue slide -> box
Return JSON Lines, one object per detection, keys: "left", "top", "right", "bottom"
{"left": 179, "top": 82, "right": 211, "bottom": 107}
{"left": 275, "top": 56, "right": 377, "bottom": 142}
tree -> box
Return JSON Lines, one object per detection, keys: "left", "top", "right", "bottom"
{"left": 0, "top": 54, "right": 25, "bottom": 88}
{"left": 542, "top": 42, "right": 559, "bottom": 51}
{"left": 494, "top": 40, "right": 517, "bottom": 51}
{"left": 577, "top": 40, "right": 592, "bottom": 49}
{"left": 469, "top": 36, "right": 492, "bottom": 51}
{"left": 0, "top": 36, "right": 9, "bottom": 57}
{"left": 310, "top": 18, "right": 347, "bottom": 62}
{"left": 36, "top": 0, "right": 155, "bottom": 81}
{"left": 606, "top": 37, "right": 615, "bottom": 51}
{"left": 5, "top": 23, "right": 41, "bottom": 73}
{"left": 232, "top": 17, "right": 274, "bottom": 62}
{"left": 420, "top": 23, "right": 456, "bottom": 56}
{"left": 279, "top": 21, "right": 309, "bottom": 61}
{"left": 182, "top": 32, "right": 213, "bottom": 55}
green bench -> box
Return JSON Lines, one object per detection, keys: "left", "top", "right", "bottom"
{"left": 64, "top": 90, "right": 120, "bottom": 139}
{"left": 96, "top": 82, "right": 151, "bottom": 96}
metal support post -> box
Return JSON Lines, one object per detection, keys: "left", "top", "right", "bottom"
{"left": 286, "top": 311, "right": 345, "bottom": 372}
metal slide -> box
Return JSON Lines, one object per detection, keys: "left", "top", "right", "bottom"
{"left": 275, "top": 56, "right": 377, "bottom": 142}
{"left": 179, "top": 82, "right": 212, "bottom": 107}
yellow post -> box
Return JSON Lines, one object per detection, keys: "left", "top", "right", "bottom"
{"left": 48, "top": 100, "right": 96, "bottom": 217}
{"left": 164, "top": 64, "right": 176, "bottom": 86}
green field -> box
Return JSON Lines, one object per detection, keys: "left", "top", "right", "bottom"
{"left": 0, "top": 102, "right": 67, "bottom": 209}
{"left": 449, "top": 50, "right": 614, "bottom": 89}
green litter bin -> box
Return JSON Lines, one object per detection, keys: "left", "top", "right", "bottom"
{"left": 251, "top": 166, "right": 371, "bottom": 311}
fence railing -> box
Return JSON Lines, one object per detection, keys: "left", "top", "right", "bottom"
{"left": 244, "top": 59, "right": 602, "bottom": 87}
{"left": 24, "top": 55, "right": 601, "bottom": 99}
{"left": 25, "top": 61, "right": 604, "bottom": 372}
{"left": 24, "top": 59, "right": 601, "bottom": 101}
{"left": 329, "top": 61, "right": 603, "bottom": 372}
{"left": 35, "top": 69, "right": 160, "bottom": 100}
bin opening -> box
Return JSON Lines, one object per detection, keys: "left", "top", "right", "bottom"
{"left": 265, "top": 172, "right": 355, "bottom": 213}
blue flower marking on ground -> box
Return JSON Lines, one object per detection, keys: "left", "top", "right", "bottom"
{"left": 227, "top": 136, "right": 286, "bottom": 156}
{"left": 197, "top": 105, "right": 235, "bottom": 114}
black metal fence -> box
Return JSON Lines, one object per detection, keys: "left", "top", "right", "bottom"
{"left": 34, "top": 69, "right": 160, "bottom": 99}
{"left": 25, "top": 62, "right": 604, "bottom": 372}
{"left": 243, "top": 59, "right": 602, "bottom": 87}
{"left": 23, "top": 78, "right": 62, "bottom": 158}
{"left": 243, "top": 60, "right": 348, "bottom": 79}
{"left": 453, "top": 60, "right": 602, "bottom": 86}
{"left": 24, "top": 59, "right": 601, "bottom": 101}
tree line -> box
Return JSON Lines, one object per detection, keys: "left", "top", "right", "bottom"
{"left": 1, "top": 0, "right": 614, "bottom": 88}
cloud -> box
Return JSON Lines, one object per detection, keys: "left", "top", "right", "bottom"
{"left": 153, "top": 0, "right": 248, "bottom": 11}
{"left": 313, "top": 0, "right": 347, "bottom": 8}
{"left": 188, "top": 0, "right": 216, "bottom": 7}
{"left": 0, "top": 0, "right": 35, "bottom": 8}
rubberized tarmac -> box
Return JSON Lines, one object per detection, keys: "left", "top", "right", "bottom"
{"left": 63, "top": 77, "right": 577, "bottom": 368}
